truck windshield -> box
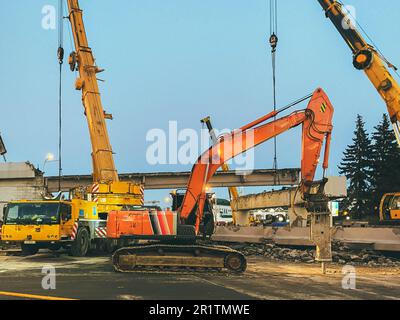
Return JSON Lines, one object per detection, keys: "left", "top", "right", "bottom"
{"left": 4, "top": 203, "right": 61, "bottom": 225}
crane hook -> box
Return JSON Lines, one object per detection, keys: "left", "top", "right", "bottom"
{"left": 57, "top": 47, "right": 64, "bottom": 65}
{"left": 269, "top": 33, "right": 278, "bottom": 53}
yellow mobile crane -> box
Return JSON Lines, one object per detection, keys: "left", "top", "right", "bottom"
{"left": 1, "top": 0, "right": 143, "bottom": 256}
{"left": 317, "top": 0, "right": 400, "bottom": 222}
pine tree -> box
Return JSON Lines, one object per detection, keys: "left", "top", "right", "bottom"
{"left": 338, "top": 115, "right": 373, "bottom": 219}
{"left": 370, "top": 114, "right": 400, "bottom": 213}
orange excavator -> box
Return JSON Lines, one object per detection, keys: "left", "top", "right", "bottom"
{"left": 107, "top": 88, "right": 334, "bottom": 272}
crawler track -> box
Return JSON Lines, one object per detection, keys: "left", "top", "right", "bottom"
{"left": 112, "top": 244, "right": 247, "bottom": 273}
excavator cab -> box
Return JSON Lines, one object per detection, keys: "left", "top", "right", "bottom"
{"left": 170, "top": 190, "right": 186, "bottom": 212}
{"left": 170, "top": 189, "right": 215, "bottom": 238}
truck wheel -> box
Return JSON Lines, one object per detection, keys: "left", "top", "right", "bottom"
{"left": 70, "top": 227, "right": 90, "bottom": 257}
{"left": 21, "top": 244, "right": 39, "bottom": 256}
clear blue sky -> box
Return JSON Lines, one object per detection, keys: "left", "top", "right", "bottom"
{"left": 0, "top": 1, "right": 399, "bottom": 203}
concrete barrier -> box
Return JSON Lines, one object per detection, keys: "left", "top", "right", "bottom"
{"left": 213, "top": 225, "right": 400, "bottom": 252}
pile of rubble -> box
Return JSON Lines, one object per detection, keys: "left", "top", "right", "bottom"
{"left": 226, "top": 241, "right": 400, "bottom": 267}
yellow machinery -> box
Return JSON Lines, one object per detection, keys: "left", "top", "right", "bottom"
{"left": 2, "top": 199, "right": 98, "bottom": 256}
{"left": 318, "top": 0, "right": 400, "bottom": 143}
{"left": 201, "top": 116, "right": 239, "bottom": 224}
{"left": 380, "top": 194, "right": 400, "bottom": 222}
{"left": 1, "top": 0, "right": 143, "bottom": 255}
{"left": 66, "top": 0, "right": 143, "bottom": 213}
{"left": 318, "top": 0, "right": 400, "bottom": 222}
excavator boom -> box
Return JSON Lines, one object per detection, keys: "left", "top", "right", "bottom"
{"left": 180, "top": 89, "right": 333, "bottom": 231}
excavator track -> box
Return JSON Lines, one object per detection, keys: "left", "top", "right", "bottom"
{"left": 112, "top": 244, "right": 247, "bottom": 273}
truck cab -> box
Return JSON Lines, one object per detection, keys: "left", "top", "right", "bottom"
{"left": 1, "top": 199, "right": 102, "bottom": 256}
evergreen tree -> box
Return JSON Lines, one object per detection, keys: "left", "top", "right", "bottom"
{"left": 370, "top": 114, "right": 400, "bottom": 212}
{"left": 338, "top": 115, "right": 373, "bottom": 219}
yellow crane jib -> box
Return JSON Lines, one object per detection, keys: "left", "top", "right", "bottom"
{"left": 318, "top": 0, "right": 400, "bottom": 223}
{"left": 318, "top": 0, "right": 400, "bottom": 145}
{"left": 66, "top": 0, "right": 143, "bottom": 208}
{"left": 201, "top": 116, "right": 240, "bottom": 225}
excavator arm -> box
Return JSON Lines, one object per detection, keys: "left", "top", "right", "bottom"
{"left": 318, "top": 0, "right": 400, "bottom": 144}
{"left": 180, "top": 88, "right": 334, "bottom": 232}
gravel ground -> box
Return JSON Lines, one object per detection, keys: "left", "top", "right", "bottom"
{"left": 3, "top": 240, "right": 400, "bottom": 268}
{"left": 222, "top": 240, "right": 400, "bottom": 267}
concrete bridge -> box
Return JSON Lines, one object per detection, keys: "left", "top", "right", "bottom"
{"left": 0, "top": 162, "right": 299, "bottom": 219}
{"left": 46, "top": 168, "right": 300, "bottom": 192}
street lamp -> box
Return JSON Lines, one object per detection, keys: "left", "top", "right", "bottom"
{"left": 43, "top": 153, "right": 57, "bottom": 173}
{"left": 163, "top": 196, "right": 171, "bottom": 205}
{"left": 43, "top": 152, "right": 63, "bottom": 193}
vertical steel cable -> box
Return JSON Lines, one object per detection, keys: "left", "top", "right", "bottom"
{"left": 269, "top": 0, "right": 279, "bottom": 183}
{"left": 57, "top": 0, "right": 65, "bottom": 192}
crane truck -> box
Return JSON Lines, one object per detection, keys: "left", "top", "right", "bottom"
{"left": 1, "top": 0, "right": 144, "bottom": 256}
{"left": 107, "top": 88, "right": 334, "bottom": 272}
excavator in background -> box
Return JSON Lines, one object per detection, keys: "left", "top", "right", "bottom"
{"left": 1, "top": 0, "right": 144, "bottom": 256}
{"left": 108, "top": 88, "right": 334, "bottom": 272}
{"left": 201, "top": 116, "right": 240, "bottom": 225}
{"left": 379, "top": 194, "right": 400, "bottom": 223}
{"left": 317, "top": 0, "right": 400, "bottom": 222}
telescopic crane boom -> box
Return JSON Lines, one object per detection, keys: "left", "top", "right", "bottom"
{"left": 66, "top": 0, "right": 143, "bottom": 211}
{"left": 317, "top": 0, "right": 400, "bottom": 144}
{"left": 67, "top": 0, "right": 117, "bottom": 183}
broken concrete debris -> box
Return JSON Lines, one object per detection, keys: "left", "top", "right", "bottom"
{"left": 224, "top": 241, "right": 400, "bottom": 267}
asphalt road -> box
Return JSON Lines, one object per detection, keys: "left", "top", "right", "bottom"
{"left": 0, "top": 251, "right": 399, "bottom": 300}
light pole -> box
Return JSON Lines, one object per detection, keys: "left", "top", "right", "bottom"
{"left": 163, "top": 196, "right": 171, "bottom": 205}
{"left": 42, "top": 153, "right": 58, "bottom": 174}
{"left": 43, "top": 153, "right": 63, "bottom": 192}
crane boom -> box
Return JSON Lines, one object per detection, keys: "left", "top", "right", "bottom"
{"left": 66, "top": 0, "right": 143, "bottom": 210}
{"left": 318, "top": 0, "right": 400, "bottom": 144}
{"left": 67, "top": 0, "right": 118, "bottom": 183}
